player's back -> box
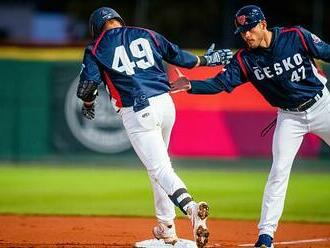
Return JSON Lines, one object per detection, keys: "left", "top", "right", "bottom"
{"left": 91, "top": 27, "right": 169, "bottom": 108}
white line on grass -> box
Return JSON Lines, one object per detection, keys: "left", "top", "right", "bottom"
{"left": 238, "top": 237, "right": 330, "bottom": 247}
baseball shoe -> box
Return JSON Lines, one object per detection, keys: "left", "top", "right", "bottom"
{"left": 152, "top": 222, "right": 178, "bottom": 245}
{"left": 187, "top": 202, "right": 209, "bottom": 248}
{"left": 254, "top": 234, "right": 274, "bottom": 248}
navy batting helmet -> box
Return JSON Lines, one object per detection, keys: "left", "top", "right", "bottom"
{"left": 89, "top": 7, "right": 125, "bottom": 38}
{"left": 234, "top": 5, "right": 265, "bottom": 34}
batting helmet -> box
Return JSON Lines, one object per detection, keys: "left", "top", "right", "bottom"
{"left": 234, "top": 5, "right": 265, "bottom": 34}
{"left": 89, "top": 7, "right": 125, "bottom": 38}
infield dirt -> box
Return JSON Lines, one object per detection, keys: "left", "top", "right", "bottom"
{"left": 0, "top": 215, "right": 329, "bottom": 247}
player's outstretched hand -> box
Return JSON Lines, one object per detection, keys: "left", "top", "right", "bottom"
{"left": 82, "top": 102, "right": 95, "bottom": 120}
{"left": 203, "top": 43, "right": 233, "bottom": 66}
{"left": 170, "top": 68, "right": 191, "bottom": 93}
{"left": 204, "top": 43, "right": 216, "bottom": 55}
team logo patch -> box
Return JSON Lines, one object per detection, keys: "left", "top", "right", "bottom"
{"left": 142, "top": 112, "right": 150, "bottom": 118}
{"left": 311, "top": 33, "right": 321, "bottom": 43}
{"left": 236, "top": 15, "right": 246, "bottom": 25}
{"left": 101, "top": 9, "right": 109, "bottom": 15}
{"left": 103, "top": 13, "right": 113, "bottom": 20}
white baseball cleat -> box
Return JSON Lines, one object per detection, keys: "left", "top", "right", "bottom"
{"left": 152, "top": 222, "right": 178, "bottom": 245}
{"left": 187, "top": 202, "right": 209, "bottom": 248}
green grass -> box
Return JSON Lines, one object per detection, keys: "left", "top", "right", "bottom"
{"left": 0, "top": 164, "right": 329, "bottom": 222}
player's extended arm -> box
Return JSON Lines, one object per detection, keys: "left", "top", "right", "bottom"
{"left": 170, "top": 54, "right": 247, "bottom": 94}
{"left": 154, "top": 32, "right": 232, "bottom": 68}
{"left": 170, "top": 68, "right": 227, "bottom": 94}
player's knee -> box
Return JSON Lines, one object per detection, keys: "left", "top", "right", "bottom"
{"left": 147, "top": 162, "right": 174, "bottom": 180}
{"left": 268, "top": 165, "right": 290, "bottom": 182}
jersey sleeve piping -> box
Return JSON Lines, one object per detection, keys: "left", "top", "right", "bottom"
{"left": 92, "top": 30, "right": 107, "bottom": 56}
{"left": 102, "top": 71, "right": 123, "bottom": 108}
{"left": 281, "top": 27, "right": 327, "bottom": 76}
{"left": 280, "top": 27, "right": 309, "bottom": 53}
{"left": 236, "top": 49, "right": 249, "bottom": 80}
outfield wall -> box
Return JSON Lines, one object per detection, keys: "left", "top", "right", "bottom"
{"left": 0, "top": 47, "right": 329, "bottom": 160}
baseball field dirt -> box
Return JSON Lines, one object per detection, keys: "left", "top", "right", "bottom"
{"left": 0, "top": 215, "right": 329, "bottom": 247}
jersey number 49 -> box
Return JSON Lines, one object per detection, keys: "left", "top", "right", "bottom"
{"left": 112, "top": 38, "right": 155, "bottom": 75}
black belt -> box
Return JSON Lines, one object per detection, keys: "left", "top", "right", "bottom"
{"left": 283, "top": 91, "right": 323, "bottom": 112}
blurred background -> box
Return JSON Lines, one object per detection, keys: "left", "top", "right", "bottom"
{"left": 0, "top": 0, "right": 329, "bottom": 223}
{"left": 0, "top": 0, "right": 329, "bottom": 162}
{"left": 0, "top": 0, "right": 329, "bottom": 47}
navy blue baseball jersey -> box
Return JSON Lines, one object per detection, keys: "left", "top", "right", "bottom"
{"left": 80, "top": 26, "right": 198, "bottom": 109}
{"left": 189, "top": 26, "right": 330, "bottom": 109}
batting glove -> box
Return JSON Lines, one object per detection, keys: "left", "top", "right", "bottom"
{"left": 202, "top": 43, "right": 233, "bottom": 66}
{"left": 82, "top": 102, "right": 95, "bottom": 120}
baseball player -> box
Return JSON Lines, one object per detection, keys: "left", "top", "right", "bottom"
{"left": 76, "top": 7, "right": 233, "bottom": 248}
{"left": 170, "top": 5, "right": 330, "bottom": 248}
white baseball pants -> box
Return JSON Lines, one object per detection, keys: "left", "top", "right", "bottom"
{"left": 119, "top": 93, "right": 186, "bottom": 224}
{"left": 258, "top": 87, "right": 330, "bottom": 237}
